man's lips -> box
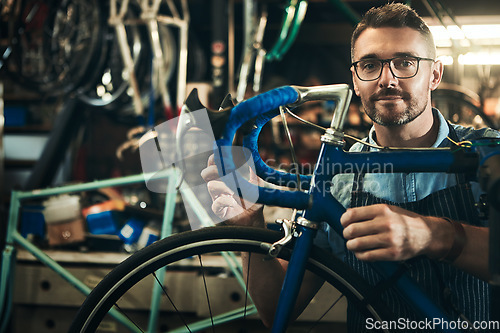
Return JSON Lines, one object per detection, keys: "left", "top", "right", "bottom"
{"left": 371, "top": 89, "right": 408, "bottom": 102}
{"left": 375, "top": 95, "right": 404, "bottom": 101}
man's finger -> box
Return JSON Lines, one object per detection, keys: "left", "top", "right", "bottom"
{"left": 207, "top": 153, "right": 215, "bottom": 166}
{"left": 353, "top": 248, "right": 399, "bottom": 262}
{"left": 206, "top": 180, "right": 234, "bottom": 201}
{"left": 346, "top": 234, "right": 389, "bottom": 252}
{"left": 212, "top": 195, "right": 244, "bottom": 219}
{"left": 341, "top": 204, "right": 391, "bottom": 227}
{"left": 201, "top": 164, "right": 220, "bottom": 182}
{"left": 343, "top": 219, "right": 384, "bottom": 239}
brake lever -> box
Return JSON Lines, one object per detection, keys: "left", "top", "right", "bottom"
{"left": 175, "top": 89, "right": 236, "bottom": 189}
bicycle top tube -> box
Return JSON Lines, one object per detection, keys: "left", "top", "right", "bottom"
{"left": 179, "top": 84, "right": 500, "bottom": 211}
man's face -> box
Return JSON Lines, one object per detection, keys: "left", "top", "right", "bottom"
{"left": 351, "top": 27, "right": 440, "bottom": 127}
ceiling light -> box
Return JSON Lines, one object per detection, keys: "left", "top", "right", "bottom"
{"left": 436, "top": 55, "right": 454, "bottom": 65}
{"left": 458, "top": 51, "right": 500, "bottom": 65}
{"left": 429, "top": 24, "right": 500, "bottom": 47}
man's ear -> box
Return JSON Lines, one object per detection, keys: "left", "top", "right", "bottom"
{"left": 351, "top": 69, "right": 360, "bottom": 96}
{"left": 429, "top": 60, "right": 444, "bottom": 91}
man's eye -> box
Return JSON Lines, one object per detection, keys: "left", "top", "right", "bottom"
{"left": 398, "top": 58, "right": 416, "bottom": 68}
{"left": 361, "top": 62, "right": 377, "bottom": 70}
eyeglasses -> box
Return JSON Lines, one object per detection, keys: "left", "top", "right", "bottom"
{"left": 351, "top": 56, "right": 435, "bottom": 81}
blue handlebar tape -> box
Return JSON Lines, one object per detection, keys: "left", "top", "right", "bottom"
{"left": 243, "top": 109, "right": 312, "bottom": 190}
{"left": 213, "top": 86, "right": 311, "bottom": 210}
{"left": 218, "top": 86, "right": 299, "bottom": 146}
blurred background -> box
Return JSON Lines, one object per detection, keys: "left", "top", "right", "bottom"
{"left": 1, "top": 0, "right": 500, "bottom": 331}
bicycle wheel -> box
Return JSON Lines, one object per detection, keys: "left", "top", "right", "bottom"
{"left": 76, "top": 2, "right": 148, "bottom": 110}
{"left": 6, "top": 0, "right": 104, "bottom": 97}
{"left": 432, "top": 83, "right": 498, "bottom": 129}
{"left": 70, "top": 226, "right": 392, "bottom": 332}
{"left": 78, "top": 3, "right": 177, "bottom": 116}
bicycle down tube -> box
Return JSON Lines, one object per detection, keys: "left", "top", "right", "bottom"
{"left": 180, "top": 84, "right": 500, "bottom": 332}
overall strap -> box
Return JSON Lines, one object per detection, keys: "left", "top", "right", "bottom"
{"left": 351, "top": 139, "right": 370, "bottom": 194}
{"left": 446, "top": 122, "right": 468, "bottom": 185}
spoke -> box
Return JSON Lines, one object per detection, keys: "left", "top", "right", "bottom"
{"left": 306, "top": 293, "right": 345, "bottom": 333}
{"left": 112, "top": 303, "right": 145, "bottom": 333}
{"left": 152, "top": 271, "right": 193, "bottom": 333}
{"left": 198, "top": 255, "right": 216, "bottom": 333}
{"left": 243, "top": 252, "right": 252, "bottom": 321}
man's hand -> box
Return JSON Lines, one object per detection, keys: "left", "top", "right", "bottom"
{"left": 340, "top": 204, "right": 454, "bottom": 261}
{"left": 200, "top": 154, "right": 265, "bottom": 227}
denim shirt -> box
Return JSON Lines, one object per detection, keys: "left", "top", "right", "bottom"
{"left": 315, "top": 108, "right": 500, "bottom": 255}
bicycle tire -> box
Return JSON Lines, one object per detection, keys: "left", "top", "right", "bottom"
{"left": 70, "top": 226, "right": 393, "bottom": 332}
{"left": 5, "top": 0, "right": 104, "bottom": 97}
{"left": 76, "top": 1, "right": 149, "bottom": 110}
{"left": 78, "top": 4, "right": 177, "bottom": 116}
{"left": 432, "top": 85, "right": 498, "bottom": 130}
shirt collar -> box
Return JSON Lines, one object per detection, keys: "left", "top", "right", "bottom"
{"left": 367, "top": 108, "right": 449, "bottom": 148}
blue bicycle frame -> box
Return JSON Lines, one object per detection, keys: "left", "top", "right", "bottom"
{"left": 273, "top": 144, "right": 477, "bottom": 333}
{"left": 180, "top": 84, "right": 500, "bottom": 333}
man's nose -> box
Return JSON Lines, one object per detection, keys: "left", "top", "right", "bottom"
{"left": 378, "top": 63, "right": 398, "bottom": 87}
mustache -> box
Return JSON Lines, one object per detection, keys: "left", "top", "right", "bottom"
{"left": 370, "top": 89, "right": 410, "bottom": 101}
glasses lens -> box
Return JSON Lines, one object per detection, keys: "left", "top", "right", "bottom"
{"left": 354, "top": 56, "right": 421, "bottom": 80}
{"left": 391, "top": 57, "right": 418, "bottom": 78}
{"left": 356, "top": 59, "right": 382, "bottom": 81}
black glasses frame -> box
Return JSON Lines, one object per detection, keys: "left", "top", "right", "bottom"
{"left": 351, "top": 56, "right": 435, "bottom": 81}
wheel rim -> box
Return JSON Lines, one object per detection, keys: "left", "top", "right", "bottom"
{"left": 72, "top": 228, "right": 390, "bottom": 332}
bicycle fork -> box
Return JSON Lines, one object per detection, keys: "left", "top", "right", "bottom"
{"left": 270, "top": 217, "right": 321, "bottom": 333}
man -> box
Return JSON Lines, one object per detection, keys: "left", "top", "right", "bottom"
{"left": 201, "top": 2, "right": 499, "bottom": 330}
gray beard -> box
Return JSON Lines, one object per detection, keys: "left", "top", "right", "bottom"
{"left": 365, "top": 98, "right": 427, "bottom": 127}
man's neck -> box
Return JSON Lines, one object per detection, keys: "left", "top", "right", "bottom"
{"left": 372, "top": 109, "right": 439, "bottom": 148}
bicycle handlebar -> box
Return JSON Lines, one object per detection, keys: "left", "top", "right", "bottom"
{"left": 176, "top": 84, "right": 500, "bottom": 329}
{"left": 179, "top": 84, "right": 352, "bottom": 209}
{"left": 179, "top": 84, "right": 500, "bottom": 211}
